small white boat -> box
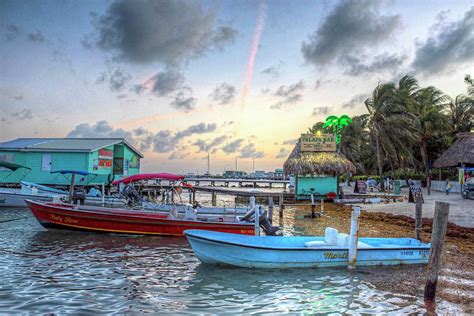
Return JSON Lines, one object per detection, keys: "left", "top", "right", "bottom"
{"left": 185, "top": 228, "right": 431, "bottom": 269}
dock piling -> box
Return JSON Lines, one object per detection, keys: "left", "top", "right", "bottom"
{"left": 278, "top": 193, "right": 284, "bottom": 217}
{"left": 348, "top": 206, "right": 361, "bottom": 269}
{"left": 101, "top": 182, "right": 105, "bottom": 207}
{"left": 211, "top": 192, "right": 217, "bottom": 206}
{"left": 268, "top": 196, "right": 274, "bottom": 224}
{"left": 415, "top": 194, "right": 423, "bottom": 240}
{"left": 424, "top": 201, "right": 450, "bottom": 305}
{"left": 311, "top": 194, "right": 316, "bottom": 218}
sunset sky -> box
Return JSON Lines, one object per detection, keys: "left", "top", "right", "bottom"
{"left": 1, "top": 0, "right": 473, "bottom": 174}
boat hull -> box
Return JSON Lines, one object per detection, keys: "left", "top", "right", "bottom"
{"left": 0, "top": 191, "right": 53, "bottom": 208}
{"left": 185, "top": 230, "right": 430, "bottom": 268}
{"left": 26, "top": 200, "right": 255, "bottom": 236}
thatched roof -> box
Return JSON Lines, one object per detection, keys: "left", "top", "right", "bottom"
{"left": 283, "top": 142, "right": 356, "bottom": 175}
{"left": 434, "top": 132, "right": 474, "bottom": 168}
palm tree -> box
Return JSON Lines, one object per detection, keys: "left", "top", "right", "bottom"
{"left": 365, "top": 83, "right": 396, "bottom": 191}
{"left": 447, "top": 95, "right": 474, "bottom": 134}
{"left": 340, "top": 114, "right": 371, "bottom": 174}
{"left": 322, "top": 115, "right": 352, "bottom": 145}
{"left": 411, "top": 86, "right": 449, "bottom": 195}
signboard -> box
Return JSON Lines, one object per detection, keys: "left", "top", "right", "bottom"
{"left": 408, "top": 181, "right": 423, "bottom": 203}
{"left": 459, "top": 168, "right": 465, "bottom": 185}
{"left": 123, "top": 159, "right": 129, "bottom": 176}
{"left": 99, "top": 159, "right": 112, "bottom": 169}
{"left": 129, "top": 155, "right": 140, "bottom": 169}
{"left": 98, "top": 149, "right": 113, "bottom": 159}
{"left": 354, "top": 180, "right": 367, "bottom": 194}
{"left": 300, "top": 134, "right": 336, "bottom": 152}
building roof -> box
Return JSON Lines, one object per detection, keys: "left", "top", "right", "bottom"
{"left": 0, "top": 138, "right": 143, "bottom": 158}
{"left": 284, "top": 141, "right": 356, "bottom": 175}
{"left": 433, "top": 132, "right": 474, "bottom": 168}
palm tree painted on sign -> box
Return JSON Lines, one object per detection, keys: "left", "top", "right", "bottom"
{"left": 322, "top": 115, "right": 352, "bottom": 145}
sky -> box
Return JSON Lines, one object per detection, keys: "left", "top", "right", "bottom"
{"left": 1, "top": 0, "right": 473, "bottom": 174}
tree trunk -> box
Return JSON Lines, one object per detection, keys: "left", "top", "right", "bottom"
{"left": 420, "top": 139, "right": 431, "bottom": 195}
{"left": 375, "top": 127, "right": 385, "bottom": 191}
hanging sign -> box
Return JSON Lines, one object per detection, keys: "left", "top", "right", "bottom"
{"left": 354, "top": 180, "right": 367, "bottom": 194}
{"left": 98, "top": 149, "right": 113, "bottom": 159}
{"left": 300, "top": 134, "right": 336, "bottom": 152}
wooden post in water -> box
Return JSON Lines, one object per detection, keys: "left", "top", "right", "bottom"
{"left": 321, "top": 199, "right": 325, "bottom": 212}
{"left": 310, "top": 194, "right": 316, "bottom": 218}
{"left": 211, "top": 192, "right": 217, "bottom": 206}
{"left": 415, "top": 194, "right": 423, "bottom": 240}
{"left": 348, "top": 206, "right": 361, "bottom": 269}
{"left": 268, "top": 196, "right": 274, "bottom": 224}
{"left": 189, "top": 189, "right": 193, "bottom": 204}
{"left": 101, "top": 182, "right": 105, "bottom": 207}
{"left": 68, "top": 173, "right": 76, "bottom": 204}
{"left": 424, "top": 201, "right": 450, "bottom": 305}
{"left": 279, "top": 193, "right": 284, "bottom": 217}
{"left": 192, "top": 189, "right": 196, "bottom": 204}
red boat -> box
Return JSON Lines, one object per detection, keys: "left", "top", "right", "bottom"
{"left": 26, "top": 200, "right": 255, "bottom": 236}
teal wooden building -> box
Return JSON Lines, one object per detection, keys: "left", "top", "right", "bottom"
{"left": 283, "top": 137, "right": 355, "bottom": 199}
{"left": 0, "top": 138, "right": 143, "bottom": 186}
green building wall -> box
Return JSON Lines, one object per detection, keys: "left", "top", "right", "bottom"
{"left": 295, "top": 175, "right": 337, "bottom": 199}
{"left": 0, "top": 143, "right": 141, "bottom": 186}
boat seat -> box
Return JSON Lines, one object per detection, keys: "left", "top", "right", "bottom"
{"left": 325, "top": 227, "right": 338, "bottom": 245}
{"left": 337, "top": 233, "right": 349, "bottom": 247}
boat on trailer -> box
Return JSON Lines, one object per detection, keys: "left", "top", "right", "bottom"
{"left": 185, "top": 228, "right": 431, "bottom": 268}
{"left": 26, "top": 199, "right": 257, "bottom": 236}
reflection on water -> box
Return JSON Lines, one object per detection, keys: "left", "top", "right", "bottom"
{"left": 0, "top": 198, "right": 460, "bottom": 314}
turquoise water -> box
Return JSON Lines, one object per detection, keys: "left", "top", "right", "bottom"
{"left": 0, "top": 205, "right": 459, "bottom": 314}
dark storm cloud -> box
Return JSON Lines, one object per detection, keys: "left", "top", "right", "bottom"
{"left": 89, "top": 0, "right": 236, "bottom": 65}
{"left": 341, "top": 53, "right": 407, "bottom": 76}
{"left": 312, "top": 106, "right": 330, "bottom": 116}
{"left": 169, "top": 86, "right": 196, "bottom": 112}
{"left": 301, "top": 0, "right": 400, "bottom": 66}
{"left": 275, "top": 147, "right": 290, "bottom": 159}
{"left": 222, "top": 139, "right": 244, "bottom": 154}
{"left": 270, "top": 80, "right": 305, "bottom": 110}
{"left": 239, "top": 143, "right": 264, "bottom": 159}
{"left": 193, "top": 135, "right": 228, "bottom": 153}
{"left": 412, "top": 7, "right": 474, "bottom": 75}
{"left": 341, "top": 93, "right": 368, "bottom": 109}
{"left": 209, "top": 82, "right": 236, "bottom": 105}
{"left": 13, "top": 95, "right": 23, "bottom": 101}
{"left": 27, "top": 31, "right": 45, "bottom": 42}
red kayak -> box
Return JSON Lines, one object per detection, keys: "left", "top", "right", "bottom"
{"left": 25, "top": 200, "right": 255, "bottom": 236}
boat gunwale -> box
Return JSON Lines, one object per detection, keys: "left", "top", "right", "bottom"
{"left": 26, "top": 200, "right": 254, "bottom": 228}
{"left": 185, "top": 231, "right": 431, "bottom": 252}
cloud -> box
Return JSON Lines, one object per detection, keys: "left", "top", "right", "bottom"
{"left": 301, "top": 0, "right": 400, "bottom": 66}
{"left": 222, "top": 139, "right": 244, "bottom": 154}
{"left": 1, "top": 109, "right": 33, "bottom": 122}
{"left": 27, "top": 31, "right": 45, "bottom": 43}
{"left": 412, "top": 7, "right": 474, "bottom": 75}
{"left": 67, "top": 120, "right": 217, "bottom": 155}
{"left": 3, "top": 24, "right": 21, "bottom": 41}
{"left": 145, "top": 69, "right": 185, "bottom": 96}
{"left": 275, "top": 147, "right": 290, "bottom": 159}
{"left": 168, "top": 150, "right": 189, "bottom": 160}
{"left": 312, "top": 106, "right": 330, "bottom": 116}
{"left": 13, "top": 95, "right": 23, "bottom": 101}
{"left": 109, "top": 68, "right": 131, "bottom": 91}
{"left": 239, "top": 143, "right": 264, "bottom": 158}
{"left": 260, "top": 65, "right": 279, "bottom": 78}
{"left": 169, "top": 86, "right": 196, "bottom": 112}
{"left": 270, "top": 80, "right": 305, "bottom": 109}
{"left": 282, "top": 138, "right": 298, "bottom": 145}
{"left": 209, "top": 82, "right": 236, "bottom": 105}
{"left": 88, "top": 0, "right": 236, "bottom": 65}
{"left": 193, "top": 135, "right": 228, "bottom": 152}
{"left": 341, "top": 53, "right": 407, "bottom": 76}
{"left": 341, "top": 93, "right": 368, "bottom": 109}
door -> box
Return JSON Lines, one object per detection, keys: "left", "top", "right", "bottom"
{"left": 42, "top": 154, "right": 52, "bottom": 171}
{"left": 113, "top": 158, "right": 123, "bottom": 175}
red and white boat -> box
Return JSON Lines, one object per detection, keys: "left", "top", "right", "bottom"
{"left": 26, "top": 200, "right": 255, "bottom": 236}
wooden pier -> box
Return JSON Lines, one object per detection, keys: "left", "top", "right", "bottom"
{"left": 182, "top": 177, "right": 289, "bottom": 189}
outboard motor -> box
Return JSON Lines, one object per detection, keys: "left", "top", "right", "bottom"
{"left": 121, "top": 185, "right": 143, "bottom": 206}
{"left": 241, "top": 207, "right": 281, "bottom": 236}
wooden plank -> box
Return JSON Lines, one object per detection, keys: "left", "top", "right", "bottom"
{"left": 415, "top": 194, "right": 422, "bottom": 240}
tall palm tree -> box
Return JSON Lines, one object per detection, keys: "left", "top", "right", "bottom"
{"left": 411, "top": 86, "right": 449, "bottom": 195}
{"left": 365, "top": 83, "right": 396, "bottom": 191}
{"left": 340, "top": 114, "right": 371, "bottom": 174}
{"left": 447, "top": 95, "right": 474, "bottom": 134}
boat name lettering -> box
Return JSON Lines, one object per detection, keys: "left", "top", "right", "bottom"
{"left": 324, "top": 252, "right": 348, "bottom": 259}
{"left": 401, "top": 251, "right": 413, "bottom": 256}
{"left": 49, "top": 214, "right": 78, "bottom": 224}
{"left": 0, "top": 198, "right": 5, "bottom": 204}
{"left": 418, "top": 250, "right": 429, "bottom": 256}
{"left": 240, "top": 229, "right": 254, "bottom": 234}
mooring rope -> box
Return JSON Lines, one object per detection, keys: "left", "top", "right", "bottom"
{"left": 0, "top": 217, "right": 28, "bottom": 224}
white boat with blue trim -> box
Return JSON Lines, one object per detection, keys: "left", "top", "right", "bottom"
{"left": 185, "top": 228, "right": 431, "bottom": 268}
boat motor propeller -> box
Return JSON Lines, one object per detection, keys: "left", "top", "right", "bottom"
{"left": 241, "top": 207, "right": 281, "bottom": 236}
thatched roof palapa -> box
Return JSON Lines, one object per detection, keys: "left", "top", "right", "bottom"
{"left": 283, "top": 142, "right": 356, "bottom": 175}
{"left": 434, "top": 132, "right": 474, "bottom": 168}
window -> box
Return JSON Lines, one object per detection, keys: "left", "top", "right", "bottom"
{"left": 0, "top": 154, "right": 14, "bottom": 162}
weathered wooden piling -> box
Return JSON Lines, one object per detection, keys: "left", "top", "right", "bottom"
{"left": 424, "top": 201, "right": 450, "bottom": 304}
{"left": 311, "top": 194, "right": 316, "bottom": 218}
{"left": 415, "top": 194, "right": 423, "bottom": 240}
{"left": 211, "top": 192, "right": 217, "bottom": 206}
{"left": 279, "top": 193, "right": 284, "bottom": 217}
{"left": 347, "top": 206, "right": 361, "bottom": 269}
{"left": 268, "top": 196, "right": 274, "bottom": 224}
